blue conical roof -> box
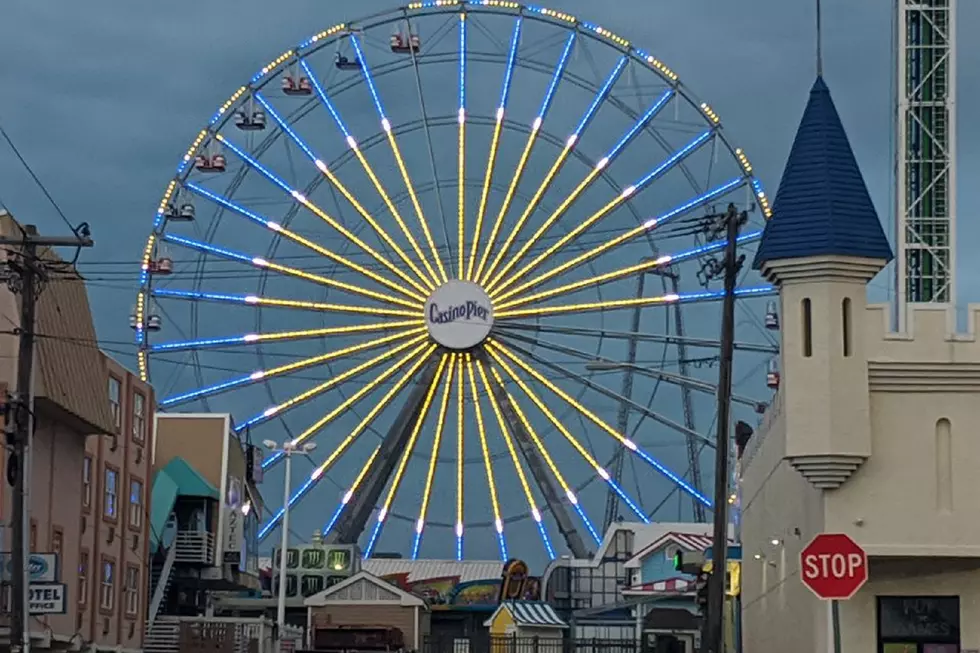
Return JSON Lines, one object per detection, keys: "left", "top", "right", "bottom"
{"left": 753, "top": 77, "right": 892, "bottom": 269}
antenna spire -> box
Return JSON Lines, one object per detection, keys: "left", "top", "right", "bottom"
{"left": 816, "top": 0, "right": 824, "bottom": 77}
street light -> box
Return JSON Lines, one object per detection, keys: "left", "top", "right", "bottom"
{"left": 265, "top": 439, "right": 316, "bottom": 652}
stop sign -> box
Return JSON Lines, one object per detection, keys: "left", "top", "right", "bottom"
{"left": 799, "top": 533, "right": 868, "bottom": 600}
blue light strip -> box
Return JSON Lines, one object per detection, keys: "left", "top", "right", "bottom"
{"left": 348, "top": 36, "right": 387, "bottom": 120}
{"left": 605, "top": 477, "right": 649, "bottom": 523}
{"left": 299, "top": 59, "right": 352, "bottom": 139}
{"left": 499, "top": 19, "right": 522, "bottom": 108}
{"left": 573, "top": 57, "right": 626, "bottom": 136}
{"left": 643, "top": 177, "right": 746, "bottom": 229}
{"left": 153, "top": 288, "right": 251, "bottom": 304}
{"left": 159, "top": 375, "right": 254, "bottom": 408}
{"left": 363, "top": 517, "right": 384, "bottom": 559}
{"left": 572, "top": 503, "right": 601, "bottom": 544}
{"left": 162, "top": 234, "right": 253, "bottom": 265}
{"left": 606, "top": 89, "right": 673, "bottom": 160}
{"left": 538, "top": 33, "right": 576, "bottom": 119}
{"left": 253, "top": 93, "right": 317, "bottom": 161}
{"left": 321, "top": 501, "right": 347, "bottom": 539}
{"left": 459, "top": 14, "right": 467, "bottom": 111}
{"left": 258, "top": 475, "right": 319, "bottom": 541}
{"left": 456, "top": 534, "right": 463, "bottom": 561}
{"left": 217, "top": 136, "right": 293, "bottom": 195}
{"left": 151, "top": 335, "right": 248, "bottom": 353}
{"left": 411, "top": 532, "right": 423, "bottom": 560}
{"left": 497, "top": 532, "right": 508, "bottom": 561}
{"left": 632, "top": 130, "right": 712, "bottom": 190}
{"left": 536, "top": 520, "right": 557, "bottom": 561}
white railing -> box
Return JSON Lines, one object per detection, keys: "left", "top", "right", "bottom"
{"left": 147, "top": 534, "right": 178, "bottom": 627}
{"left": 144, "top": 615, "right": 303, "bottom": 653}
{"left": 174, "top": 530, "right": 215, "bottom": 564}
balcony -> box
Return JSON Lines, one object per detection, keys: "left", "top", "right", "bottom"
{"left": 174, "top": 530, "right": 215, "bottom": 565}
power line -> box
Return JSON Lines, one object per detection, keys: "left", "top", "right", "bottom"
{"left": 0, "top": 121, "right": 77, "bottom": 233}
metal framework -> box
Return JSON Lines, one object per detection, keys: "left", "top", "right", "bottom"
{"left": 896, "top": 0, "right": 956, "bottom": 325}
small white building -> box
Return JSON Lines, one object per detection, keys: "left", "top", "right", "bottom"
{"left": 740, "top": 74, "right": 980, "bottom": 653}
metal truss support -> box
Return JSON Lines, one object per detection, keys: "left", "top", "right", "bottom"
{"left": 482, "top": 353, "right": 589, "bottom": 559}
{"left": 328, "top": 358, "right": 441, "bottom": 545}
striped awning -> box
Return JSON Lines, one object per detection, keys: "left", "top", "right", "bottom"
{"left": 506, "top": 601, "right": 567, "bottom": 628}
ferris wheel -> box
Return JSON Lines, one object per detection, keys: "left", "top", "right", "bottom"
{"left": 133, "top": 1, "right": 781, "bottom": 562}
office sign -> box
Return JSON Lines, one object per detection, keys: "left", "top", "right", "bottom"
{"left": 29, "top": 583, "right": 66, "bottom": 614}
{"left": 0, "top": 553, "right": 58, "bottom": 582}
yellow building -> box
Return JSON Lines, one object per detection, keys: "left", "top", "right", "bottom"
{"left": 484, "top": 601, "right": 567, "bottom": 638}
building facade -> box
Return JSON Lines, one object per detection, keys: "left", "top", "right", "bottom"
{"left": 740, "top": 76, "right": 980, "bottom": 653}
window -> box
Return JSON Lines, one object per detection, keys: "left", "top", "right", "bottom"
{"left": 129, "top": 479, "right": 143, "bottom": 529}
{"left": 124, "top": 565, "right": 139, "bottom": 616}
{"left": 801, "top": 298, "right": 813, "bottom": 358}
{"left": 79, "top": 551, "right": 89, "bottom": 606}
{"left": 841, "top": 298, "right": 852, "bottom": 357}
{"left": 51, "top": 527, "right": 63, "bottom": 557}
{"left": 100, "top": 559, "right": 115, "bottom": 612}
{"left": 104, "top": 467, "right": 119, "bottom": 520}
{"left": 108, "top": 377, "right": 121, "bottom": 431}
{"left": 83, "top": 457, "right": 93, "bottom": 511}
{"left": 132, "top": 392, "right": 146, "bottom": 443}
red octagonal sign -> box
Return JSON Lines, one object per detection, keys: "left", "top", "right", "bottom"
{"left": 799, "top": 533, "right": 868, "bottom": 600}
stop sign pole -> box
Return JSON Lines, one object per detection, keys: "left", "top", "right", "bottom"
{"left": 799, "top": 533, "right": 869, "bottom": 653}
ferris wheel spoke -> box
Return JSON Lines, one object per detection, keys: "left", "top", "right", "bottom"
{"left": 476, "top": 359, "right": 557, "bottom": 560}
{"left": 347, "top": 36, "right": 447, "bottom": 285}
{"left": 485, "top": 347, "right": 648, "bottom": 524}
{"left": 258, "top": 343, "right": 436, "bottom": 542}
{"left": 158, "top": 329, "right": 424, "bottom": 409}
{"left": 483, "top": 87, "right": 672, "bottom": 293}
{"left": 183, "top": 181, "right": 426, "bottom": 302}
{"left": 411, "top": 354, "right": 457, "bottom": 560}
{"left": 160, "top": 232, "right": 419, "bottom": 310}
{"left": 489, "top": 129, "right": 715, "bottom": 299}
{"left": 465, "top": 17, "right": 522, "bottom": 282}
{"left": 493, "top": 176, "right": 752, "bottom": 304}
{"left": 150, "top": 319, "right": 422, "bottom": 354}
{"left": 495, "top": 285, "right": 774, "bottom": 319}
{"left": 481, "top": 54, "right": 627, "bottom": 289}
{"left": 364, "top": 355, "right": 450, "bottom": 559}
{"left": 456, "top": 14, "right": 468, "bottom": 278}
{"left": 488, "top": 340, "right": 711, "bottom": 507}
{"left": 214, "top": 131, "right": 434, "bottom": 294}
{"left": 464, "top": 354, "right": 508, "bottom": 561}
{"left": 322, "top": 445, "right": 382, "bottom": 540}
{"left": 249, "top": 93, "right": 433, "bottom": 296}
{"left": 474, "top": 32, "right": 577, "bottom": 285}
{"left": 237, "top": 332, "right": 429, "bottom": 433}
{"left": 455, "top": 356, "right": 465, "bottom": 560}
{"left": 152, "top": 288, "right": 420, "bottom": 319}
{"left": 497, "top": 230, "right": 763, "bottom": 311}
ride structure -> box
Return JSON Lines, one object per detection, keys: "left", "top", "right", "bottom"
{"left": 132, "top": 1, "right": 779, "bottom": 562}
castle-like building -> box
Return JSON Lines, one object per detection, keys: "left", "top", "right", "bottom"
{"left": 740, "top": 76, "right": 980, "bottom": 652}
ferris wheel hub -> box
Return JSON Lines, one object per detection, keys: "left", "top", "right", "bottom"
{"left": 424, "top": 280, "right": 494, "bottom": 351}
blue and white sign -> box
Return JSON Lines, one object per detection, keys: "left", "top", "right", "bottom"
{"left": 0, "top": 553, "right": 58, "bottom": 583}
{"left": 28, "top": 583, "right": 66, "bottom": 614}
{"left": 425, "top": 280, "right": 494, "bottom": 350}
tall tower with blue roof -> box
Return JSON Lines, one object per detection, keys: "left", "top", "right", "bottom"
{"left": 754, "top": 76, "right": 893, "bottom": 490}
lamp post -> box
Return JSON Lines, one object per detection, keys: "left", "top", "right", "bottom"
{"left": 264, "top": 439, "right": 316, "bottom": 653}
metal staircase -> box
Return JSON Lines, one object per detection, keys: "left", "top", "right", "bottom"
{"left": 147, "top": 515, "right": 178, "bottom": 629}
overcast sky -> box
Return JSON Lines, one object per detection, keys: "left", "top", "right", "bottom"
{"left": 1, "top": 0, "right": 977, "bottom": 562}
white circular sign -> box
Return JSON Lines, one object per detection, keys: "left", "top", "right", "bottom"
{"left": 425, "top": 280, "right": 494, "bottom": 350}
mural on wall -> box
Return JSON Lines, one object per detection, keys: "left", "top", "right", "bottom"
{"left": 379, "top": 560, "right": 540, "bottom": 610}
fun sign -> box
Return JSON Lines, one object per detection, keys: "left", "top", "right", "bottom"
{"left": 799, "top": 533, "right": 868, "bottom": 600}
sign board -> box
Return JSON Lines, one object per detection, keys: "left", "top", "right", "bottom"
{"left": 424, "top": 280, "right": 493, "bottom": 350}
{"left": 224, "top": 477, "right": 244, "bottom": 565}
{"left": 799, "top": 533, "right": 868, "bottom": 600}
{"left": 0, "top": 553, "right": 58, "bottom": 583}
{"left": 29, "top": 583, "right": 66, "bottom": 614}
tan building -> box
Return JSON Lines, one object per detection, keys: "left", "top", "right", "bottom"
{"left": 0, "top": 212, "right": 151, "bottom": 652}
{"left": 740, "top": 78, "right": 979, "bottom": 652}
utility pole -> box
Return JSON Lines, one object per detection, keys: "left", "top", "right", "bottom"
{"left": 1, "top": 223, "right": 93, "bottom": 653}
{"left": 704, "top": 204, "right": 743, "bottom": 653}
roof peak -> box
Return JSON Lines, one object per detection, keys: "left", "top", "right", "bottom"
{"left": 753, "top": 76, "right": 892, "bottom": 270}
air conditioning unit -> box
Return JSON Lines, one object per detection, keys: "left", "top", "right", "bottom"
{"left": 81, "top": 516, "right": 87, "bottom": 534}
{"left": 108, "top": 434, "right": 118, "bottom": 453}
{"left": 132, "top": 534, "right": 140, "bottom": 552}
{"left": 135, "top": 447, "right": 143, "bottom": 464}
{"left": 107, "top": 527, "right": 115, "bottom": 544}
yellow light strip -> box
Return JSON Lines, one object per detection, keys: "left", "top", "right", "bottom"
{"left": 493, "top": 224, "right": 646, "bottom": 304}
{"left": 352, "top": 146, "right": 440, "bottom": 288}
{"left": 490, "top": 192, "right": 625, "bottom": 299}
{"left": 292, "top": 342, "right": 434, "bottom": 449}
{"left": 271, "top": 220, "right": 425, "bottom": 303}
{"left": 467, "top": 114, "right": 504, "bottom": 281}
{"left": 249, "top": 295, "right": 420, "bottom": 318}
{"left": 416, "top": 353, "right": 457, "bottom": 537}
{"left": 383, "top": 131, "right": 447, "bottom": 285}
{"left": 465, "top": 354, "right": 504, "bottom": 534}
{"left": 455, "top": 355, "right": 465, "bottom": 542}
{"left": 309, "top": 343, "right": 437, "bottom": 479}
{"left": 489, "top": 341, "right": 634, "bottom": 450}
{"left": 260, "top": 333, "right": 428, "bottom": 418}
{"left": 313, "top": 162, "right": 432, "bottom": 296}
{"left": 496, "top": 254, "right": 671, "bottom": 310}
{"left": 251, "top": 319, "right": 423, "bottom": 344}
{"left": 495, "top": 292, "right": 678, "bottom": 319}
{"left": 475, "top": 359, "right": 541, "bottom": 518}
{"left": 486, "top": 347, "right": 608, "bottom": 480}
{"left": 377, "top": 355, "right": 450, "bottom": 519}
{"left": 475, "top": 124, "right": 543, "bottom": 285}
{"left": 257, "top": 258, "right": 420, "bottom": 309}
{"left": 487, "top": 164, "right": 602, "bottom": 295}
{"left": 457, "top": 117, "right": 466, "bottom": 279}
